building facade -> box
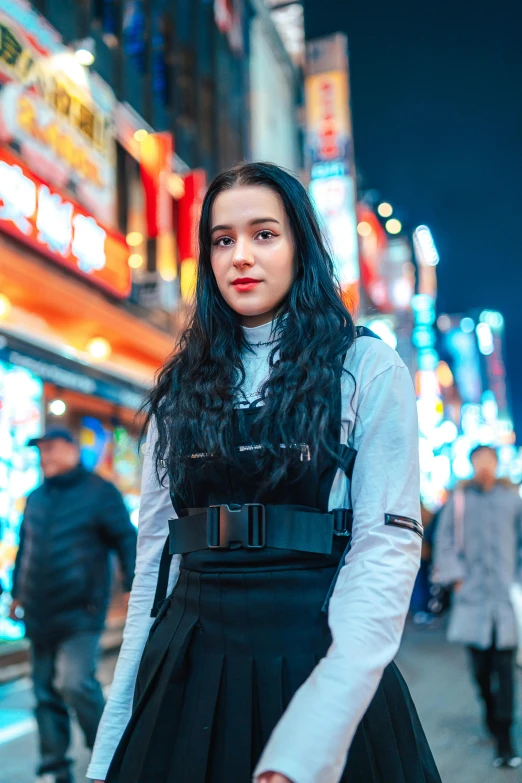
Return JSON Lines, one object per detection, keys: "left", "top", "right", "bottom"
{"left": 0, "top": 0, "right": 303, "bottom": 640}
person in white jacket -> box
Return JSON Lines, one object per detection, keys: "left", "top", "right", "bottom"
{"left": 89, "top": 161, "right": 440, "bottom": 783}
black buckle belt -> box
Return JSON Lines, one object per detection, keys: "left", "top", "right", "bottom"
{"left": 151, "top": 505, "right": 352, "bottom": 617}
{"left": 168, "top": 504, "right": 352, "bottom": 556}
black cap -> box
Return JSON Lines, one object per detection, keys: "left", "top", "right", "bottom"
{"left": 27, "top": 427, "right": 77, "bottom": 448}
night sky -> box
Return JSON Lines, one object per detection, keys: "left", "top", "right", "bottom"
{"left": 304, "top": 0, "right": 522, "bottom": 441}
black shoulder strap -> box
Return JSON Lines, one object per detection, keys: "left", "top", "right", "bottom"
{"left": 356, "top": 325, "right": 381, "bottom": 340}
{"left": 151, "top": 537, "right": 173, "bottom": 617}
{"left": 339, "top": 444, "right": 357, "bottom": 480}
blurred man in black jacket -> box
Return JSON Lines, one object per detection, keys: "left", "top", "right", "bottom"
{"left": 10, "top": 427, "right": 137, "bottom": 783}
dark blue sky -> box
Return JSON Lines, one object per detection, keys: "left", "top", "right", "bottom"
{"left": 304, "top": 0, "right": 522, "bottom": 440}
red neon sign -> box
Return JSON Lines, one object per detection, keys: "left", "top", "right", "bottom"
{"left": 0, "top": 147, "right": 130, "bottom": 298}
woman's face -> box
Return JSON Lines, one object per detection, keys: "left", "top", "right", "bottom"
{"left": 210, "top": 185, "right": 295, "bottom": 327}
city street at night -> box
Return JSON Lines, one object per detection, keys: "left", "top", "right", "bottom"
{"left": 1, "top": 0, "right": 521, "bottom": 781}
{"left": 1, "top": 624, "right": 522, "bottom": 783}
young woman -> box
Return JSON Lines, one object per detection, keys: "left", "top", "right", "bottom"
{"left": 89, "top": 162, "right": 441, "bottom": 783}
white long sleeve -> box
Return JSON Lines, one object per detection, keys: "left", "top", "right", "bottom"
{"left": 254, "top": 337, "right": 422, "bottom": 783}
{"left": 87, "top": 427, "right": 180, "bottom": 781}
{"left": 87, "top": 331, "right": 421, "bottom": 783}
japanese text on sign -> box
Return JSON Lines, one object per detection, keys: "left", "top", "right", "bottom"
{"left": 0, "top": 161, "right": 106, "bottom": 273}
{"left": 0, "top": 148, "right": 130, "bottom": 297}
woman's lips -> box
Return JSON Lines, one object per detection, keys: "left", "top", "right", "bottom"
{"left": 232, "top": 279, "right": 261, "bottom": 292}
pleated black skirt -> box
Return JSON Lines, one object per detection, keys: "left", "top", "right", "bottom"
{"left": 106, "top": 555, "right": 441, "bottom": 783}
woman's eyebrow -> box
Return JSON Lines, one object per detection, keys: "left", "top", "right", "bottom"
{"left": 211, "top": 217, "right": 280, "bottom": 234}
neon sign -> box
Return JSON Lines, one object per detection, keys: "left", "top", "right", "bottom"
{"left": 306, "top": 35, "right": 359, "bottom": 293}
{"left": 0, "top": 148, "right": 130, "bottom": 298}
{"left": 0, "top": 0, "right": 116, "bottom": 224}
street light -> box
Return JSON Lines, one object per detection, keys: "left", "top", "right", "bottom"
{"left": 74, "top": 38, "right": 95, "bottom": 66}
{"left": 413, "top": 225, "right": 439, "bottom": 266}
{"left": 86, "top": 337, "right": 112, "bottom": 361}
{"left": 0, "top": 294, "right": 12, "bottom": 319}
{"left": 385, "top": 218, "right": 402, "bottom": 235}
{"left": 356, "top": 221, "right": 372, "bottom": 237}
{"left": 377, "top": 202, "right": 393, "bottom": 218}
{"left": 49, "top": 399, "right": 67, "bottom": 416}
{"left": 128, "top": 254, "right": 143, "bottom": 269}
{"left": 126, "top": 231, "right": 143, "bottom": 247}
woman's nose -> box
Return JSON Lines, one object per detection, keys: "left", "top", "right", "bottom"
{"left": 232, "top": 237, "right": 254, "bottom": 268}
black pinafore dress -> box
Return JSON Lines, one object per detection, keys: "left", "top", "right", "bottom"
{"left": 106, "top": 364, "right": 441, "bottom": 783}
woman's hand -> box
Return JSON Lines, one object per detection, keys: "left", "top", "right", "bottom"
{"left": 93, "top": 779, "right": 105, "bottom": 782}
{"left": 258, "top": 773, "right": 293, "bottom": 783}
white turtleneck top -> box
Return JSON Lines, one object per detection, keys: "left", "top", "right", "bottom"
{"left": 88, "top": 321, "right": 421, "bottom": 783}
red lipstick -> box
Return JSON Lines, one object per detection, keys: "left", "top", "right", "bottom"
{"left": 232, "top": 277, "right": 261, "bottom": 292}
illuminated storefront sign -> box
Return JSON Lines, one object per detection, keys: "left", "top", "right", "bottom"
{"left": 0, "top": 357, "right": 42, "bottom": 639}
{"left": 177, "top": 169, "right": 207, "bottom": 301}
{"left": 413, "top": 224, "right": 438, "bottom": 298}
{"left": 305, "top": 34, "right": 359, "bottom": 297}
{"left": 356, "top": 204, "right": 414, "bottom": 314}
{"left": 0, "top": 148, "right": 130, "bottom": 297}
{"left": 477, "top": 310, "right": 510, "bottom": 422}
{"left": 0, "top": 0, "right": 117, "bottom": 224}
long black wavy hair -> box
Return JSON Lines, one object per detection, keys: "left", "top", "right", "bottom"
{"left": 143, "top": 162, "right": 356, "bottom": 495}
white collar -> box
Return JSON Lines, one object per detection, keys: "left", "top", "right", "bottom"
{"left": 241, "top": 319, "right": 278, "bottom": 347}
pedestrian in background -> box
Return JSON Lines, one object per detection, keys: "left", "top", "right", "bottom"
{"left": 10, "top": 427, "right": 137, "bottom": 783}
{"left": 434, "top": 445, "right": 522, "bottom": 769}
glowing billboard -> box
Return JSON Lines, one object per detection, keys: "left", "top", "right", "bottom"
{"left": 305, "top": 34, "right": 359, "bottom": 302}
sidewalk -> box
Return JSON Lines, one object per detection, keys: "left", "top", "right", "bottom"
{"left": 0, "top": 655, "right": 117, "bottom": 783}
{"left": 398, "top": 620, "right": 522, "bottom": 782}
{"left": 0, "top": 621, "right": 521, "bottom": 782}
{"left": 0, "top": 619, "right": 124, "bottom": 685}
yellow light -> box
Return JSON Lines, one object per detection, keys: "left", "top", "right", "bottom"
{"left": 357, "top": 221, "right": 372, "bottom": 238}
{"left": 126, "top": 231, "right": 143, "bottom": 247}
{"left": 180, "top": 258, "right": 197, "bottom": 302}
{"left": 134, "top": 129, "right": 149, "bottom": 143}
{"left": 167, "top": 173, "right": 186, "bottom": 200}
{"left": 159, "top": 267, "right": 177, "bottom": 282}
{"left": 86, "top": 337, "right": 111, "bottom": 361}
{"left": 0, "top": 294, "right": 12, "bottom": 319}
{"left": 75, "top": 48, "right": 95, "bottom": 67}
{"left": 385, "top": 218, "right": 402, "bottom": 235}
{"left": 157, "top": 233, "right": 178, "bottom": 282}
{"left": 128, "top": 253, "right": 143, "bottom": 269}
{"left": 377, "top": 202, "right": 393, "bottom": 218}
{"left": 49, "top": 399, "right": 67, "bottom": 416}
{"left": 436, "top": 361, "right": 454, "bottom": 388}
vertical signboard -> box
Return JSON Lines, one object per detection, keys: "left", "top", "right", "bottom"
{"left": 305, "top": 34, "right": 359, "bottom": 309}
{"left": 0, "top": 0, "right": 117, "bottom": 225}
{"left": 177, "top": 169, "right": 207, "bottom": 302}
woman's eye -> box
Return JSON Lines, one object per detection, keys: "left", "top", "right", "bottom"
{"left": 215, "top": 236, "right": 233, "bottom": 247}
{"left": 257, "top": 230, "right": 275, "bottom": 240}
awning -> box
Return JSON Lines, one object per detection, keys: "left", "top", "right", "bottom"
{"left": 0, "top": 329, "right": 145, "bottom": 410}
